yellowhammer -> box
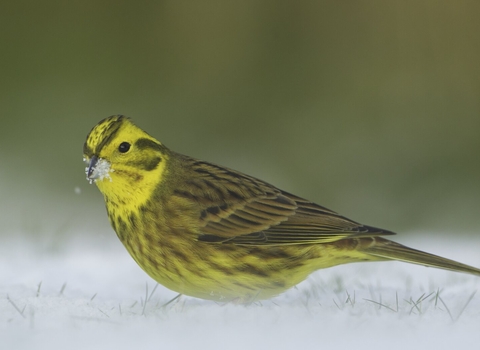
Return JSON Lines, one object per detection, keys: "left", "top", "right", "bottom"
{"left": 83, "top": 115, "right": 480, "bottom": 303}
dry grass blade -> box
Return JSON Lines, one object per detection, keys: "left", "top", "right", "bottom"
{"left": 364, "top": 298, "right": 398, "bottom": 313}
{"left": 345, "top": 290, "right": 355, "bottom": 307}
{"left": 59, "top": 282, "right": 67, "bottom": 296}
{"left": 161, "top": 294, "right": 182, "bottom": 308}
{"left": 147, "top": 283, "right": 159, "bottom": 302}
{"left": 434, "top": 288, "right": 441, "bottom": 308}
{"left": 36, "top": 282, "right": 42, "bottom": 297}
{"left": 438, "top": 291, "right": 477, "bottom": 323}
{"left": 406, "top": 292, "right": 433, "bottom": 315}
{"left": 438, "top": 296, "right": 454, "bottom": 322}
{"left": 142, "top": 282, "right": 149, "bottom": 315}
{"left": 7, "top": 295, "right": 26, "bottom": 319}
{"left": 98, "top": 308, "right": 110, "bottom": 318}
{"left": 454, "top": 290, "right": 477, "bottom": 321}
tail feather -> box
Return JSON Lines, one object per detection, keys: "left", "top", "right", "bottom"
{"left": 363, "top": 237, "right": 480, "bottom": 276}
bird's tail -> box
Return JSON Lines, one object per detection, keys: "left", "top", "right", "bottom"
{"left": 363, "top": 237, "right": 480, "bottom": 276}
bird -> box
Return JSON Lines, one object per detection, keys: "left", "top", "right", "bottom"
{"left": 83, "top": 115, "right": 480, "bottom": 303}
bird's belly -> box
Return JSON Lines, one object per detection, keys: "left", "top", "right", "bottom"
{"left": 119, "top": 231, "right": 361, "bottom": 302}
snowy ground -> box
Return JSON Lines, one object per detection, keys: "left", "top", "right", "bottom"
{"left": 1, "top": 232, "right": 480, "bottom": 350}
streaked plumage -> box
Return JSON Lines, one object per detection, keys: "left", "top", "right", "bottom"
{"left": 84, "top": 115, "right": 480, "bottom": 302}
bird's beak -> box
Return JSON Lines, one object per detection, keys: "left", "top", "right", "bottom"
{"left": 86, "top": 155, "right": 98, "bottom": 180}
{"left": 84, "top": 155, "right": 112, "bottom": 184}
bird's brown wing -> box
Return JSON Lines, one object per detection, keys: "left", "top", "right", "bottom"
{"left": 176, "top": 157, "right": 394, "bottom": 245}
{"left": 198, "top": 191, "right": 395, "bottom": 245}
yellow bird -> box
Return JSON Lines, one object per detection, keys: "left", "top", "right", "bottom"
{"left": 84, "top": 115, "right": 480, "bottom": 303}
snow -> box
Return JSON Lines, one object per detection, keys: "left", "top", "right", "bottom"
{"left": 85, "top": 157, "right": 113, "bottom": 184}
{"left": 1, "top": 232, "right": 480, "bottom": 350}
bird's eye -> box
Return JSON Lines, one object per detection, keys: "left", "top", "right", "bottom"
{"left": 118, "top": 142, "right": 131, "bottom": 153}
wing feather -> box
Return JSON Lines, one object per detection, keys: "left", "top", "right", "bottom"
{"left": 176, "top": 156, "right": 394, "bottom": 245}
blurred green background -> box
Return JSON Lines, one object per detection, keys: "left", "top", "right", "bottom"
{"left": 1, "top": 1, "right": 479, "bottom": 244}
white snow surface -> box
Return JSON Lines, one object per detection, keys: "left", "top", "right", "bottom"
{"left": 1, "top": 231, "right": 480, "bottom": 350}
